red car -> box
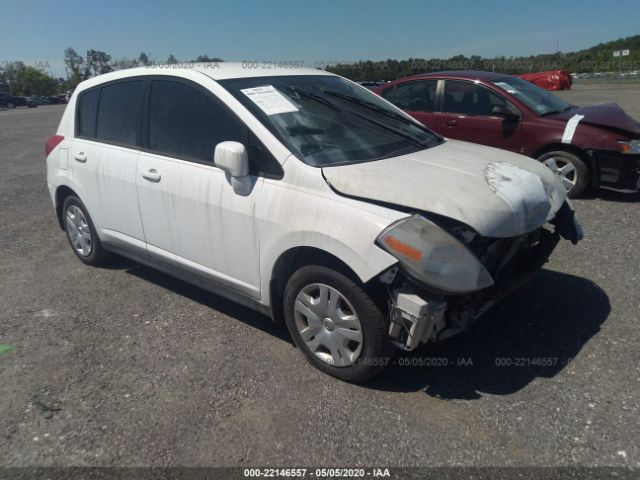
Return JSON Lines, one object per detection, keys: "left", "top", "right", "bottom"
{"left": 375, "top": 71, "right": 640, "bottom": 197}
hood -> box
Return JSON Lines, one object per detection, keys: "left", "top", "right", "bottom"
{"left": 550, "top": 103, "right": 640, "bottom": 136}
{"left": 322, "top": 140, "right": 567, "bottom": 238}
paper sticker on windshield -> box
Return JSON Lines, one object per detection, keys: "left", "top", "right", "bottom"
{"left": 561, "top": 114, "right": 585, "bottom": 144}
{"left": 241, "top": 85, "right": 298, "bottom": 116}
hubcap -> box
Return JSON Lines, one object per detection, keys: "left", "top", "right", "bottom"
{"left": 543, "top": 157, "right": 577, "bottom": 192}
{"left": 293, "top": 283, "right": 363, "bottom": 367}
{"left": 65, "top": 205, "right": 92, "bottom": 257}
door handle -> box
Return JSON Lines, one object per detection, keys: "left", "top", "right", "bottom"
{"left": 74, "top": 152, "right": 87, "bottom": 163}
{"left": 445, "top": 120, "right": 458, "bottom": 127}
{"left": 141, "top": 168, "right": 161, "bottom": 183}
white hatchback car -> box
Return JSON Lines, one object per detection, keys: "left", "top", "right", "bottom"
{"left": 46, "top": 64, "right": 583, "bottom": 382}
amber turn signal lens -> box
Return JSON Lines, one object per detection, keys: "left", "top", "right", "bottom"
{"left": 383, "top": 235, "right": 423, "bottom": 261}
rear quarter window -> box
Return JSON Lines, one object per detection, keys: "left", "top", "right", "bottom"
{"left": 79, "top": 89, "right": 99, "bottom": 138}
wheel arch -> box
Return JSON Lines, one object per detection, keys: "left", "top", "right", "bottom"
{"left": 54, "top": 185, "right": 80, "bottom": 230}
{"left": 268, "top": 246, "right": 391, "bottom": 324}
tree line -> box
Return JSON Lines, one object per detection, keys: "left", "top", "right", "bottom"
{"left": 326, "top": 34, "right": 640, "bottom": 81}
{"left": 1, "top": 34, "right": 637, "bottom": 96}
{"left": 0, "top": 48, "right": 223, "bottom": 96}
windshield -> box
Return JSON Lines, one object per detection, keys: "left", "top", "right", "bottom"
{"left": 219, "top": 75, "right": 442, "bottom": 167}
{"left": 492, "top": 77, "right": 572, "bottom": 116}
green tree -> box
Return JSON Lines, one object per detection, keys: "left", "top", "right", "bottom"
{"left": 138, "top": 52, "right": 150, "bottom": 66}
{"left": 85, "top": 50, "right": 113, "bottom": 76}
{"left": 64, "top": 47, "right": 84, "bottom": 87}
{"left": 193, "top": 55, "right": 223, "bottom": 63}
{"left": 0, "top": 62, "right": 58, "bottom": 95}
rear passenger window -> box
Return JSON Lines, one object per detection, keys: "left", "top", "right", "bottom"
{"left": 380, "top": 80, "right": 438, "bottom": 112}
{"left": 79, "top": 89, "right": 99, "bottom": 138}
{"left": 149, "top": 80, "right": 245, "bottom": 162}
{"left": 96, "top": 81, "right": 144, "bottom": 145}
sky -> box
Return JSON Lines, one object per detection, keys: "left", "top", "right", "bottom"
{"left": 1, "top": 0, "right": 638, "bottom": 77}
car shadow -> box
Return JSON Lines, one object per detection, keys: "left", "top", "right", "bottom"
{"left": 111, "top": 260, "right": 608, "bottom": 398}
{"left": 367, "top": 269, "right": 610, "bottom": 399}
{"left": 116, "top": 259, "right": 291, "bottom": 343}
{"left": 580, "top": 189, "right": 640, "bottom": 203}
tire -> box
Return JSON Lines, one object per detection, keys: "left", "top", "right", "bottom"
{"left": 283, "top": 265, "right": 395, "bottom": 382}
{"left": 537, "top": 150, "right": 589, "bottom": 198}
{"left": 62, "top": 195, "right": 112, "bottom": 266}
{"left": 6, "top": 102, "right": 15, "bottom": 109}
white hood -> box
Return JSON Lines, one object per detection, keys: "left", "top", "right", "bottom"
{"left": 322, "top": 140, "right": 567, "bottom": 238}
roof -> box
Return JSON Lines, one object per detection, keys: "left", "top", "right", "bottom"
{"left": 403, "top": 70, "right": 513, "bottom": 82}
{"left": 74, "top": 62, "right": 334, "bottom": 91}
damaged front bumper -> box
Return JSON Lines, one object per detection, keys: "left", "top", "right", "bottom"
{"left": 588, "top": 150, "right": 640, "bottom": 192}
{"left": 384, "top": 203, "right": 581, "bottom": 350}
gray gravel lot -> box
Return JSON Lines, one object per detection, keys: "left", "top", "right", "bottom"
{"left": 0, "top": 84, "right": 639, "bottom": 469}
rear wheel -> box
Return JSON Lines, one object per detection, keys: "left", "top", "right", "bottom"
{"left": 283, "top": 265, "right": 395, "bottom": 382}
{"left": 537, "top": 150, "right": 589, "bottom": 198}
{"left": 62, "top": 195, "right": 111, "bottom": 266}
{"left": 6, "top": 102, "right": 15, "bottom": 109}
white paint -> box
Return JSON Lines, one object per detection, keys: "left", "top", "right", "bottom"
{"left": 241, "top": 85, "right": 298, "bottom": 116}
{"left": 322, "top": 140, "right": 566, "bottom": 237}
{"left": 561, "top": 114, "right": 585, "bottom": 144}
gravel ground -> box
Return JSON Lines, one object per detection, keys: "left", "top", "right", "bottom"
{"left": 0, "top": 84, "right": 639, "bottom": 470}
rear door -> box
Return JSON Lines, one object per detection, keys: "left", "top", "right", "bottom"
{"left": 70, "top": 80, "right": 146, "bottom": 252}
{"left": 135, "top": 78, "right": 262, "bottom": 298}
{"left": 439, "top": 80, "right": 523, "bottom": 152}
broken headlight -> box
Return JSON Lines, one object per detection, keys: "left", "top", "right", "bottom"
{"left": 376, "top": 215, "right": 494, "bottom": 293}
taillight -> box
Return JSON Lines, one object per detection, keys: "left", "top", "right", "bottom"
{"left": 45, "top": 135, "right": 64, "bottom": 158}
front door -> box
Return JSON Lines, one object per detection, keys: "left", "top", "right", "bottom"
{"left": 438, "top": 80, "right": 523, "bottom": 152}
{"left": 135, "top": 78, "right": 261, "bottom": 298}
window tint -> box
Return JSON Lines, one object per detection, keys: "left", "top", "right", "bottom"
{"left": 96, "top": 80, "right": 144, "bottom": 145}
{"left": 79, "top": 89, "right": 99, "bottom": 138}
{"left": 443, "top": 80, "right": 516, "bottom": 116}
{"left": 380, "top": 80, "right": 438, "bottom": 112}
{"left": 149, "top": 80, "right": 245, "bottom": 162}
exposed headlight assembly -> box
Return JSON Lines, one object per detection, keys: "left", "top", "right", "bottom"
{"left": 377, "top": 215, "right": 494, "bottom": 293}
{"left": 619, "top": 139, "right": 640, "bottom": 154}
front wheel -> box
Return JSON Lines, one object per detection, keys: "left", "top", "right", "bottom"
{"left": 537, "top": 150, "right": 589, "bottom": 198}
{"left": 283, "top": 265, "right": 395, "bottom": 382}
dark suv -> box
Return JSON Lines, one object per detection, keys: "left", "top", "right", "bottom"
{"left": 376, "top": 71, "right": 640, "bottom": 197}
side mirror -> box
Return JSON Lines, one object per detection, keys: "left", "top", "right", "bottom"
{"left": 491, "top": 105, "right": 520, "bottom": 121}
{"left": 214, "top": 141, "right": 249, "bottom": 177}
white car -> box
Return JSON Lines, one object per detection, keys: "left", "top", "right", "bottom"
{"left": 46, "top": 64, "right": 583, "bottom": 382}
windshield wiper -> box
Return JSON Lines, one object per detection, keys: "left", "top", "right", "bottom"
{"left": 286, "top": 86, "right": 341, "bottom": 111}
{"left": 323, "top": 89, "right": 420, "bottom": 127}
{"left": 288, "top": 86, "right": 429, "bottom": 148}
{"left": 342, "top": 106, "right": 431, "bottom": 148}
